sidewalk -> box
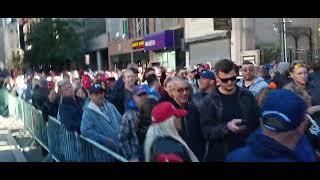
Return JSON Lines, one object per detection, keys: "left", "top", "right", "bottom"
{"left": 0, "top": 116, "right": 44, "bottom": 162}
{"left": 0, "top": 129, "right": 26, "bottom": 162}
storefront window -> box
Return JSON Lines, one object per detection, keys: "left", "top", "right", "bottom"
{"left": 155, "top": 18, "right": 182, "bottom": 32}
{"left": 122, "top": 19, "right": 129, "bottom": 37}
{"left": 110, "top": 54, "right": 131, "bottom": 70}
{"left": 155, "top": 51, "right": 176, "bottom": 71}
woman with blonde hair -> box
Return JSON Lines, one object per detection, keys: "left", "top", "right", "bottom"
{"left": 144, "top": 102, "right": 199, "bottom": 162}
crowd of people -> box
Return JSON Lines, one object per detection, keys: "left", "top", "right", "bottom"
{"left": 0, "top": 59, "right": 320, "bottom": 162}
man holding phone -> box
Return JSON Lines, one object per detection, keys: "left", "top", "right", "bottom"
{"left": 199, "top": 59, "right": 260, "bottom": 162}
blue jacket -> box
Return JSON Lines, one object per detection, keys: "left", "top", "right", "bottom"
{"left": 58, "top": 96, "right": 84, "bottom": 133}
{"left": 81, "top": 100, "right": 122, "bottom": 153}
{"left": 237, "top": 76, "right": 268, "bottom": 96}
{"left": 142, "top": 84, "right": 160, "bottom": 102}
{"left": 225, "top": 129, "right": 317, "bottom": 162}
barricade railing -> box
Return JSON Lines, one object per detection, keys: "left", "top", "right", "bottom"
{"left": 0, "top": 89, "right": 128, "bottom": 162}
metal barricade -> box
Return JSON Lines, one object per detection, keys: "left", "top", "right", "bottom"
{"left": 47, "top": 116, "right": 64, "bottom": 162}
{"left": 0, "top": 89, "right": 9, "bottom": 116}
{"left": 8, "top": 93, "right": 17, "bottom": 118}
{"left": 47, "top": 116, "right": 82, "bottom": 162}
{"left": 5, "top": 92, "right": 129, "bottom": 162}
{"left": 32, "top": 108, "right": 49, "bottom": 151}
{"left": 78, "top": 135, "right": 128, "bottom": 162}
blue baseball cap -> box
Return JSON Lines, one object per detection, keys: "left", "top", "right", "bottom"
{"left": 262, "top": 89, "right": 307, "bottom": 132}
{"left": 201, "top": 71, "right": 215, "bottom": 80}
{"left": 132, "top": 85, "right": 148, "bottom": 96}
{"left": 89, "top": 83, "right": 104, "bottom": 94}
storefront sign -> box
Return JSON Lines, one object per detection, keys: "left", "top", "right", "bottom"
{"left": 144, "top": 30, "right": 174, "bottom": 51}
{"left": 132, "top": 40, "right": 144, "bottom": 49}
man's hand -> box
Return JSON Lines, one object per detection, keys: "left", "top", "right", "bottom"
{"left": 227, "top": 119, "right": 246, "bottom": 134}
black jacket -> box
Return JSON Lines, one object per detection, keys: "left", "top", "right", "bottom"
{"left": 150, "top": 136, "right": 191, "bottom": 162}
{"left": 171, "top": 99, "right": 205, "bottom": 161}
{"left": 108, "top": 78, "right": 135, "bottom": 115}
{"left": 136, "top": 98, "right": 158, "bottom": 147}
{"left": 199, "top": 86, "right": 260, "bottom": 161}
{"left": 41, "top": 99, "right": 59, "bottom": 122}
{"left": 32, "top": 87, "right": 49, "bottom": 110}
{"left": 192, "top": 91, "right": 208, "bottom": 110}
{"left": 160, "top": 91, "right": 173, "bottom": 103}
{"left": 58, "top": 96, "right": 84, "bottom": 133}
{"left": 273, "top": 72, "right": 291, "bottom": 89}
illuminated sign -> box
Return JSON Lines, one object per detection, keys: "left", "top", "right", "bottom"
{"left": 132, "top": 40, "right": 144, "bottom": 49}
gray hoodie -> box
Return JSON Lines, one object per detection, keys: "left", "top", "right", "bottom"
{"left": 237, "top": 76, "right": 269, "bottom": 96}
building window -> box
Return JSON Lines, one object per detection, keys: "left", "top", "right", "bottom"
{"left": 135, "top": 18, "right": 142, "bottom": 37}
{"left": 143, "top": 18, "right": 149, "bottom": 35}
{"left": 122, "top": 19, "right": 129, "bottom": 38}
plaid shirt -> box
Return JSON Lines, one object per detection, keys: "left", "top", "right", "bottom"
{"left": 119, "top": 110, "right": 141, "bottom": 159}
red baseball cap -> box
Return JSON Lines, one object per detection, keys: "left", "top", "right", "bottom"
{"left": 203, "top": 63, "right": 210, "bottom": 70}
{"left": 151, "top": 102, "right": 187, "bottom": 124}
{"left": 100, "top": 74, "right": 109, "bottom": 81}
{"left": 48, "top": 81, "right": 55, "bottom": 89}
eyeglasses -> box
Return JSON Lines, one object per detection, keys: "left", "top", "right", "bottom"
{"left": 176, "top": 87, "right": 190, "bottom": 93}
{"left": 217, "top": 76, "right": 237, "bottom": 83}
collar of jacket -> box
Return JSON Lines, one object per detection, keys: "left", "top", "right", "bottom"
{"left": 247, "top": 129, "right": 308, "bottom": 161}
{"left": 210, "top": 86, "right": 250, "bottom": 118}
{"left": 86, "top": 100, "right": 111, "bottom": 122}
{"left": 238, "top": 76, "right": 265, "bottom": 87}
{"left": 61, "top": 96, "right": 76, "bottom": 103}
{"left": 211, "top": 86, "right": 251, "bottom": 99}
{"left": 128, "top": 99, "right": 139, "bottom": 112}
{"left": 171, "top": 98, "right": 190, "bottom": 110}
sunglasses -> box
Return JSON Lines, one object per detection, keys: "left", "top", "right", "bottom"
{"left": 294, "top": 63, "right": 307, "bottom": 69}
{"left": 217, "top": 76, "right": 237, "bottom": 83}
{"left": 176, "top": 87, "right": 190, "bottom": 93}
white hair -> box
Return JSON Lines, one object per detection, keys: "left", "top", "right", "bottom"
{"left": 144, "top": 116, "right": 199, "bottom": 162}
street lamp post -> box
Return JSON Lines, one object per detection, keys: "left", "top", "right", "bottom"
{"left": 273, "top": 18, "right": 292, "bottom": 63}
{"left": 282, "top": 18, "right": 288, "bottom": 63}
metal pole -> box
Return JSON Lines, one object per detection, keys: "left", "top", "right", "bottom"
{"left": 283, "top": 18, "right": 288, "bottom": 63}
{"left": 279, "top": 18, "right": 284, "bottom": 63}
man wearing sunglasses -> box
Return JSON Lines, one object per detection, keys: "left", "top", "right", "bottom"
{"left": 236, "top": 61, "right": 268, "bottom": 96}
{"left": 199, "top": 59, "right": 260, "bottom": 161}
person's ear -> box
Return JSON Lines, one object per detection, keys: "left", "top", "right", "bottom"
{"left": 290, "top": 72, "right": 294, "bottom": 79}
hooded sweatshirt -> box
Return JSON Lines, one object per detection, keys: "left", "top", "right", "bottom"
{"left": 225, "top": 129, "right": 316, "bottom": 162}
{"left": 237, "top": 76, "right": 268, "bottom": 96}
